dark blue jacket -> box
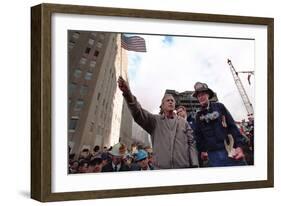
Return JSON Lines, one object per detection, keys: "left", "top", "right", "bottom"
{"left": 194, "top": 102, "right": 244, "bottom": 152}
{"left": 187, "top": 114, "right": 196, "bottom": 131}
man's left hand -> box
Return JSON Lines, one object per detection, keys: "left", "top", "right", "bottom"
{"left": 233, "top": 147, "right": 245, "bottom": 160}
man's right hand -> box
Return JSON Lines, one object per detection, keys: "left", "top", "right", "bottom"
{"left": 118, "top": 76, "right": 130, "bottom": 94}
{"left": 201, "top": 152, "right": 208, "bottom": 161}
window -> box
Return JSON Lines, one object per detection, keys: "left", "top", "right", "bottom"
{"left": 84, "top": 72, "right": 93, "bottom": 80}
{"left": 88, "top": 38, "right": 95, "bottom": 45}
{"left": 74, "top": 99, "right": 84, "bottom": 111}
{"left": 93, "top": 51, "right": 99, "bottom": 57}
{"left": 85, "top": 47, "right": 91, "bottom": 54}
{"left": 89, "top": 60, "right": 96, "bottom": 68}
{"left": 97, "top": 42, "right": 103, "bottom": 48}
{"left": 73, "top": 68, "right": 82, "bottom": 78}
{"left": 80, "top": 85, "right": 88, "bottom": 96}
{"left": 69, "top": 117, "right": 79, "bottom": 130}
{"left": 97, "top": 92, "right": 101, "bottom": 100}
{"left": 72, "top": 32, "right": 80, "bottom": 39}
{"left": 69, "top": 83, "right": 77, "bottom": 96}
{"left": 90, "top": 121, "right": 95, "bottom": 132}
{"left": 68, "top": 41, "right": 75, "bottom": 50}
{"left": 79, "top": 57, "right": 87, "bottom": 65}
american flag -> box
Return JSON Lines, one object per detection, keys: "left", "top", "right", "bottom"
{"left": 121, "top": 34, "right": 147, "bottom": 52}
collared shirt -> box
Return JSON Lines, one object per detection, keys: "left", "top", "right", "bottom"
{"left": 112, "top": 163, "right": 121, "bottom": 171}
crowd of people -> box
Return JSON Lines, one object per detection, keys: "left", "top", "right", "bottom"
{"left": 68, "top": 143, "right": 155, "bottom": 174}
{"left": 68, "top": 77, "right": 255, "bottom": 174}
{"left": 237, "top": 117, "right": 254, "bottom": 165}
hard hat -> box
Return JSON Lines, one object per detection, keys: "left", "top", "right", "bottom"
{"left": 135, "top": 149, "right": 148, "bottom": 162}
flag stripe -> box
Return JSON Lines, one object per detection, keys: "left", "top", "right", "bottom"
{"left": 121, "top": 35, "right": 147, "bottom": 52}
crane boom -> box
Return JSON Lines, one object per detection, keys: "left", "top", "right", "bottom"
{"left": 227, "top": 59, "right": 254, "bottom": 116}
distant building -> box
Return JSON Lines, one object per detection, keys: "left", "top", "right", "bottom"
{"left": 119, "top": 101, "right": 133, "bottom": 147}
{"left": 131, "top": 121, "right": 152, "bottom": 148}
{"left": 165, "top": 89, "right": 218, "bottom": 116}
{"left": 68, "top": 31, "right": 132, "bottom": 156}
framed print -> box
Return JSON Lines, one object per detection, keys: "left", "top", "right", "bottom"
{"left": 31, "top": 3, "right": 274, "bottom": 202}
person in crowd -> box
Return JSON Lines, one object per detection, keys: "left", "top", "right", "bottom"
{"left": 176, "top": 105, "right": 199, "bottom": 168}
{"left": 192, "top": 82, "right": 247, "bottom": 167}
{"left": 77, "top": 159, "right": 89, "bottom": 173}
{"left": 68, "top": 153, "right": 76, "bottom": 172}
{"left": 87, "top": 157, "right": 103, "bottom": 173}
{"left": 78, "top": 148, "right": 91, "bottom": 161}
{"left": 130, "top": 143, "right": 138, "bottom": 155}
{"left": 100, "top": 152, "right": 110, "bottom": 168}
{"left": 107, "top": 146, "right": 113, "bottom": 152}
{"left": 102, "top": 142, "right": 130, "bottom": 172}
{"left": 69, "top": 160, "right": 79, "bottom": 174}
{"left": 92, "top": 145, "right": 101, "bottom": 157}
{"left": 103, "top": 146, "right": 108, "bottom": 152}
{"left": 123, "top": 153, "right": 134, "bottom": 169}
{"left": 131, "top": 149, "right": 154, "bottom": 171}
{"left": 118, "top": 76, "right": 198, "bottom": 169}
{"left": 176, "top": 105, "right": 196, "bottom": 130}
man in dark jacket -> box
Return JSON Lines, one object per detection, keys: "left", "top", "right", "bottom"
{"left": 102, "top": 143, "right": 130, "bottom": 172}
{"left": 192, "top": 82, "right": 247, "bottom": 167}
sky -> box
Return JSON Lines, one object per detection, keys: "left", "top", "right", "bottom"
{"left": 124, "top": 33, "right": 255, "bottom": 121}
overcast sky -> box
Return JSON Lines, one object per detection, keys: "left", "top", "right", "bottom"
{"left": 124, "top": 33, "right": 255, "bottom": 121}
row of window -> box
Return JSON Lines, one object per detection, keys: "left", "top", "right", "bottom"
{"left": 73, "top": 68, "right": 93, "bottom": 80}
{"left": 79, "top": 56, "right": 98, "bottom": 66}
{"left": 68, "top": 32, "right": 80, "bottom": 50}
{"left": 69, "top": 117, "right": 106, "bottom": 133}
{"left": 69, "top": 83, "right": 89, "bottom": 96}
{"left": 68, "top": 109, "right": 111, "bottom": 132}
{"left": 68, "top": 98, "right": 85, "bottom": 111}
{"left": 69, "top": 32, "right": 104, "bottom": 51}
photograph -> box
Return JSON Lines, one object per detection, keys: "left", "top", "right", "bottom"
{"left": 67, "top": 31, "right": 255, "bottom": 175}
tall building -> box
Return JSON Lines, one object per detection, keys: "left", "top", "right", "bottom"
{"left": 68, "top": 31, "right": 132, "bottom": 156}
{"left": 131, "top": 121, "right": 152, "bottom": 147}
{"left": 119, "top": 102, "right": 133, "bottom": 147}
{"left": 165, "top": 89, "right": 218, "bottom": 116}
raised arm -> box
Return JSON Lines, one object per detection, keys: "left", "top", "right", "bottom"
{"left": 117, "top": 76, "right": 156, "bottom": 134}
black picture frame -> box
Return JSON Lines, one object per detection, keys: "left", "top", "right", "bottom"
{"left": 31, "top": 3, "right": 274, "bottom": 202}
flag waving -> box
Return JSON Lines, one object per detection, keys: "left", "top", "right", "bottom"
{"left": 121, "top": 34, "right": 147, "bottom": 52}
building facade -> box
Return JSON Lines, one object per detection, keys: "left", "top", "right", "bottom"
{"left": 68, "top": 31, "right": 132, "bottom": 156}
{"left": 165, "top": 89, "right": 218, "bottom": 116}
{"left": 131, "top": 121, "right": 152, "bottom": 147}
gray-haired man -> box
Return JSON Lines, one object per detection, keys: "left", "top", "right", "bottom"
{"left": 118, "top": 76, "right": 198, "bottom": 169}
